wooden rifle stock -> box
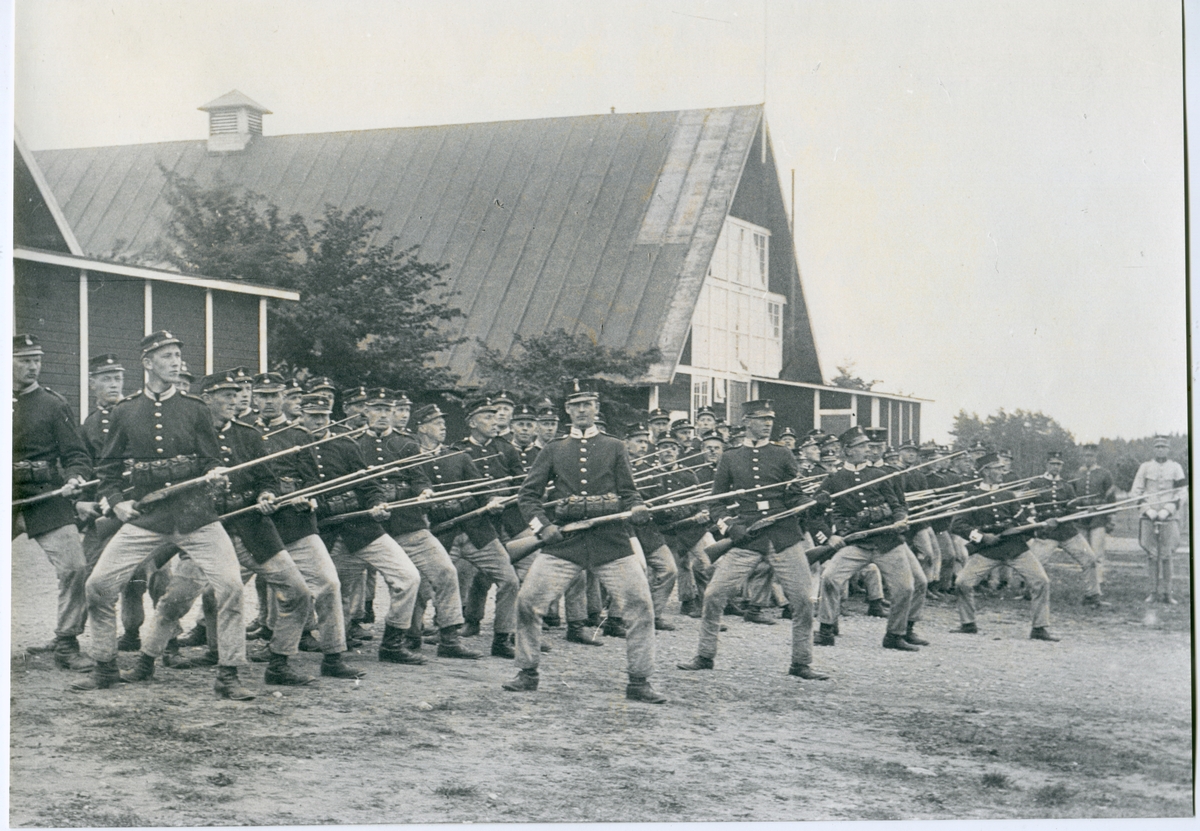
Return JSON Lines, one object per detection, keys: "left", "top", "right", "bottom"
{"left": 12, "top": 478, "right": 100, "bottom": 508}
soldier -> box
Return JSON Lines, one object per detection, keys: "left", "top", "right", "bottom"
{"left": 951, "top": 453, "right": 1059, "bottom": 641}
{"left": 229, "top": 366, "right": 255, "bottom": 420}
{"left": 294, "top": 393, "right": 425, "bottom": 666}
{"left": 669, "top": 418, "right": 699, "bottom": 456}
{"left": 13, "top": 334, "right": 96, "bottom": 672}
{"left": 176, "top": 363, "right": 195, "bottom": 395}
{"left": 412, "top": 403, "right": 519, "bottom": 658}
{"left": 282, "top": 378, "right": 304, "bottom": 422}
{"left": 251, "top": 373, "right": 289, "bottom": 432}
{"left": 677, "top": 399, "right": 829, "bottom": 680}
{"left": 307, "top": 376, "right": 337, "bottom": 406}
{"left": 1131, "top": 436, "right": 1188, "bottom": 604}
{"left": 818, "top": 438, "right": 841, "bottom": 472}
{"left": 814, "top": 426, "right": 926, "bottom": 651}
{"left": 390, "top": 390, "right": 414, "bottom": 437}
{"left": 1074, "top": 442, "right": 1115, "bottom": 589}
{"left": 73, "top": 330, "right": 252, "bottom": 698}
{"left": 355, "top": 389, "right": 479, "bottom": 659}
{"left": 1027, "top": 450, "right": 1107, "bottom": 606}
{"left": 647, "top": 408, "right": 672, "bottom": 445}
{"left": 896, "top": 441, "right": 941, "bottom": 589}
{"left": 778, "top": 427, "right": 798, "bottom": 450}
{"left": 491, "top": 389, "right": 516, "bottom": 442}
{"left": 504, "top": 380, "right": 665, "bottom": 703}
{"left": 535, "top": 399, "right": 559, "bottom": 445}
{"left": 638, "top": 436, "right": 689, "bottom": 630}
{"left": 122, "top": 371, "right": 340, "bottom": 687}
{"left": 694, "top": 406, "right": 719, "bottom": 440}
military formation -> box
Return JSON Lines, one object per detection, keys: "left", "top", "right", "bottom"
{"left": 12, "top": 330, "right": 1189, "bottom": 704}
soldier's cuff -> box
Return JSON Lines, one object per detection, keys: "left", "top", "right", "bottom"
{"left": 968, "top": 529, "right": 983, "bottom": 544}
{"left": 529, "top": 515, "right": 549, "bottom": 535}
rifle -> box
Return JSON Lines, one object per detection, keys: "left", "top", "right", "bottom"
{"left": 318, "top": 473, "right": 518, "bottom": 527}
{"left": 999, "top": 491, "right": 1164, "bottom": 536}
{"left": 261, "top": 413, "right": 359, "bottom": 439}
{"left": 12, "top": 478, "right": 100, "bottom": 509}
{"left": 136, "top": 426, "right": 370, "bottom": 510}
{"left": 704, "top": 450, "right": 967, "bottom": 560}
{"left": 217, "top": 444, "right": 435, "bottom": 521}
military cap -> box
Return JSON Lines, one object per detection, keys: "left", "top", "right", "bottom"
{"left": 341, "top": 386, "right": 369, "bottom": 406}
{"left": 1153, "top": 435, "right": 1171, "bottom": 448}
{"left": 392, "top": 390, "right": 412, "bottom": 406}
{"left": 976, "top": 452, "right": 1003, "bottom": 471}
{"left": 307, "top": 376, "right": 337, "bottom": 394}
{"left": 412, "top": 404, "right": 446, "bottom": 425}
{"left": 563, "top": 378, "right": 601, "bottom": 405}
{"left": 820, "top": 443, "right": 841, "bottom": 459}
{"left": 839, "top": 425, "right": 869, "bottom": 448}
{"left": 364, "top": 387, "right": 393, "bottom": 406}
{"left": 466, "top": 397, "right": 498, "bottom": 419}
{"left": 898, "top": 440, "right": 919, "bottom": 452}
{"left": 283, "top": 378, "right": 304, "bottom": 397}
{"left": 300, "top": 393, "right": 334, "bottom": 414}
{"left": 696, "top": 406, "right": 717, "bottom": 419}
{"left": 510, "top": 404, "right": 538, "bottom": 423}
{"left": 919, "top": 445, "right": 940, "bottom": 460}
{"left": 198, "top": 371, "right": 240, "bottom": 394}
{"left": 253, "top": 372, "right": 287, "bottom": 392}
{"left": 492, "top": 389, "right": 516, "bottom": 407}
{"left": 223, "top": 366, "right": 254, "bottom": 387}
{"left": 13, "top": 333, "right": 44, "bottom": 357}
{"left": 88, "top": 353, "right": 124, "bottom": 375}
{"left": 178, "top": 361, "right": 195, "bottom": 382}
{"left": 625, "top": 422, "right": 650, "bottom": 439}
{"left": 701, "top": 433, "right": 728, "bottom": 446}
{"left": 799, "top": 435, "right": 820, "bottom": 449}
{"left": 997, "top": 449, "right": 1014, "bottom": 460}
{"left": 669, "top": 419, "right": 694, "bottom": 434}
{"left": 882, "top": 446, "right": 900, "bottom": 460}
{"left": 536, "top": 408, "right": 560, "bottom": 423}
{"left": 715, "top": 418, "right": 728, "bottom": 427}
{"left": 864, "top": 428, "right": 889, "bottom": 444}
{"left": 648, "top": 408, "right": 671, "bottom": 423}
{"left": 741, "top": 399, "right": 775, "bottom": 419}
{"left": 1046, "top": 450, "right": 1064, "bottom": 461}
{"left": 969, "top": 439, "right": 989, "bottom": 453}
{"left": 140, "top": 329, "right": 182, "bottom": 356}
{"left": 656, "top": 435, "right": 682, "bottom": 449}
{"left": 729, "top": 425, "right": 746, "bottom": 438}
{"left": 780, "top": 427, "right": 797, "bottom": 439}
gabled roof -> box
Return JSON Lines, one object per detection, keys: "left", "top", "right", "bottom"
{"left": 198, "top": 90, "right": 272, "bottom": 113}
{"left": 34, "top": 105, "right": 768, "bottom": 384}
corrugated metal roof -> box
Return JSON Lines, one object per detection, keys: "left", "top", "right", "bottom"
{"left": 35, "top": 105, "right": 764, "bottom": 385}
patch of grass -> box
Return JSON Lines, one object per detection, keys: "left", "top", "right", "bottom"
{"left": 981, "top": 770, "right": 1011, "bottom": 789}
{"left": 434, "top": 783, "right": 479, "bottom": 798}
{"left": 1033, "top": 783, "right": 1074, "bottom": 807}
{"left": 375, "top": 726, "right": 407, "bottom": 737}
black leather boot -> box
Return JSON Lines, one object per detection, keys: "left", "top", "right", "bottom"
{"left": 53, "top": 636, "right": 96, "bottom": 672}
{"left": 866, "top": 599, "right": 888, "bottom": 618}
{"left": 626, "top": 676, "right": 667, "bottom": 704}
{"left": 601, "top": 616, "right": 627, "bottom": 638}
{"left": 70, "top": 659, "right": 123, "bottom": 691}
{"left": 120, "top": 652, "right": 156, "bottom": 683}
{"left": 814, "top": 622, "right": 836, "bottom": 646}
{"left": 904, "top": 622, "right": 930, "bottom": 646}
{"left": 676, "top": 654, "right": 714, "bottom": 671}
{"left": 213, "top": 666, "right": 256, "bottom": 700}
{"left": 321, "top": 652, "right": 366, "bottom": 679}
{"left": 264, "top": 651, "right": 316, "bottom": 686}
{"left": 437, "top": 626, "right": 482, "bottom": 659}
{"left": 566, "top": 621, "right": 603, "bottom": 646}
{"left": 882, "top": 632, "right": 919, "bottom": 651}
{"left": 501, "top": 668, "right": 539, "bottom": 692}
{"left": 788, "top": 663, "right": 829, "bottom": 680}
{"left": 491, "top": 632, "right": 516, "bottom": 659}
{"left": 379, "top": 624, "right": 427, "bottom": 665}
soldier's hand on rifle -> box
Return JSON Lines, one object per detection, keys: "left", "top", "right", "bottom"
{"left": 205, "top": 466, "right": 231, "bottom": 487}
{"left": 691, "top": 509, "right": 710, "bottom": 524}
{"left": 486, "top": 496, "right": 505, "bottom": 514}
{"left": 728, "top": 524, "right": 751, "bottom": 544}
{"left": 368, "top": 503, "right": 391, "bottom": 521}
{"left": 417, "top": 488, "right": 434, "bottom": 501}
{"left": 538, "top": 523, "right": 563, "bottom": 545}
{"left": 61, "top": 476, "right": 87, "bottom": 498}
{"left": 75, "top": 501, "right": 101, "bottom": 522}
{"left": 629, "top": 504, "right": 652, "bottom": 525}
{"left": 828, "top": 534, "right": 846, "bottom": 551}
{"left": 113, "top": 500, "right": 140, "bottom": 523}
{"left": 305, "top": 498, "right": 319, "bottom": 512}
{"left": 1044, "top": 517, "right": 1058, "bottom": 530}
{"left": 256, "top": 492, "right": 277, "bottom": 515}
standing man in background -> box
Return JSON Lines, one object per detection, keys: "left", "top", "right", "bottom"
{"left": 1074, "top": 443, "right": 1115, "bottom": 591}
{"left": 1131, "top": 436, "right": 1188, "bottom": 604}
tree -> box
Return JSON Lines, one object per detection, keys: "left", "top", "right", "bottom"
{"left": 145, "top": 170, "right": 463, "bottom": 391}
{"left": 474, "top": 329, "right": 661, "bottom": 432}
{"left": 829, "top": 361, "right": 880, "bottom": 391}
{"left": 949, "top": 408, "right": 1077, "bottom": 479}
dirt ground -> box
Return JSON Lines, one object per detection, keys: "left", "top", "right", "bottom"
{"left": 8, "top": 532, "right": 1194, "bottom": 825}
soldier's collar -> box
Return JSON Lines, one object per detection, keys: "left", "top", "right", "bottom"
{"left": 979, "top": 482, "right": 1002, "bottom": 491}
{"left": 843, "top": 461, "right": 871, "bottom": 472}
{"left": 369, "top": 426, "right": 394, "bottom": 438}
{"left": 468, "top": 435, "right": 490, "bottom": 447}
{"left": 1042, "top": 472, "right": 1061, "bottom": 481}
{"left": 144, "top": 385, "right": 177, "bottom": 402}
{"left": 745, "top": 438, "right": 772, "bottom": 448}
{"left": 14, "top": 381, "right": 39, "bottom": 396}
{"left": 569, "top": 426, "right": 600, "bottom": 439}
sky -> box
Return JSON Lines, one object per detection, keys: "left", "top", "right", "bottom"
{"left": 12, "top": 0, "right": 1189, "bottom": 443}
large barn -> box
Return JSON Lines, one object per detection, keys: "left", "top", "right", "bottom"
{"left": 25, "top": 92, "right": 926, "bottom": 439}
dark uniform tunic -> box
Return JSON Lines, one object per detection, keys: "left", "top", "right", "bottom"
{"left": 214, "top": 419, "right": 286, "bottom": 563}
{"left": 453, "top": 435, "right": 524, "bottom": 538}
{"left": 1030, "top": 474, "right": 1080, "bottom": 543}
{"left": 355, "top": 428, "right": 431, "bottom": 537}
{"left": 97, "top": 388, "right": 222, "bottom": 536}
{"left": 957, "top": 484, "right": 1035, "bottom": 561}
{"left": 13, "top": 384, "right": 92, "bottom": 538}
{"left": 518, "top": 427, "right": 643, "bottom": 569}
{"left": 711, "top": 441, "right": 812, "bottom": 554}
{"left": 421, "top": 447, "right": 497, "bottom": 550}
{"left": 1075, "top": 465, "right": 1115, "bottom": 530}
{"left": 817, "top": 462, "right": 907, "bottom": 551}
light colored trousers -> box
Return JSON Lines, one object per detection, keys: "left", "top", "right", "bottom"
{"left": 956, "top": 549, "right": 1050, "bottom": 628}
{"left": 1028, "top": 533, "right": 1101, "bottom": 596}
{"left": 286, "top": 534, "right": 348, "bottom": 653}
{"left": 910, "top": 526, "right": 941, "bottom": 582}
{"left": 449, "top": 534, "right": 518, "bottom": 633}
{"left": 643, "top": 543, "right": 678, "bottom": 616}
{"left": 516, "top": 552, "right": 655, "bottom": 677}
{"left": 819, "top": 542, "right": 914, "bottom": 635}
{"left": 330, "top": 534, "right": 420, "bottom": 630}
{"left": 393, "top": 529, "right": 463, "bottom": 631}
{"left": 29, "top": 523, "right": 89, "bottom": 639}
{"left": 1139, "top": 517, "right": 1181, "bottom": 561}
{"left": 700, "top": 541, "right": 815, "bottom": 666}
{"left": 87, "top": 521, "right": 244, "bottom": 665}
